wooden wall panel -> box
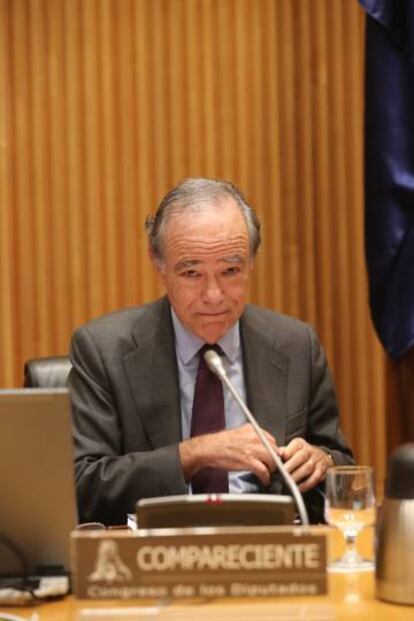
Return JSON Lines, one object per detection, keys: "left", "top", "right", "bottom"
{"left": 0, "top": 0, "right": 388, "bottom": 486}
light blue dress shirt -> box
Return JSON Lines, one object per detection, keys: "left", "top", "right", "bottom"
{"left": 171, "top": 308, "right": 260, "bottom": 493}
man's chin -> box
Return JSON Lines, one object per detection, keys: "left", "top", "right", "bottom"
{"left": 195, "top": 321, "right": 230, "bottom": 344}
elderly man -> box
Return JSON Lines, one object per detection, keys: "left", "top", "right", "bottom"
{"left": 70, "top": 178, "right": 353, "bottom": 525}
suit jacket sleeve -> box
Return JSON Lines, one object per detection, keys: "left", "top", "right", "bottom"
{"left": 287, "top": 324, "right": 354, "bottom": 524}
{"left": 257, "top": 316, "right": 354, "bottom": 522}
{"left": 242, "top": 306, "right": 353, "bottom": 467}
{"left": 69, "top": 317, "right": 187, "bottom": 526}
{"left": 305, "top": 325, "right": 354, "bottom": 466}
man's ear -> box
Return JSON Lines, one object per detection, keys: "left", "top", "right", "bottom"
{"left": 148, "top": 245, "right": 159, "bottom": 269}
{"left": 149, "top": 246, "right": 165, "bottom": 280}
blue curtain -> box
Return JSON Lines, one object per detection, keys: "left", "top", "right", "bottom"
{"left": 360, "top": 0, "right": 414, "bottom": 359}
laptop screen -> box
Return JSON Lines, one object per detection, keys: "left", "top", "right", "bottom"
{"left": 0, "top": 389, "right": 78, "bottom": 577}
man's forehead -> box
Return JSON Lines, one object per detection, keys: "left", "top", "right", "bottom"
{"left": 160, "top": 199, "right": 250, "bottom": 260}
{"left": 165, "top": 233, "right": 249, "bottom": 258}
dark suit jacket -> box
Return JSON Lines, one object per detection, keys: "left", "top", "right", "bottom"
{"left": 69, "top": 297, "right": 354, "bottom": 524}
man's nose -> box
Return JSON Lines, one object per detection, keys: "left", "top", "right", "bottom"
{"left": 202, "top": 276, "right": 224, "bottom": 303}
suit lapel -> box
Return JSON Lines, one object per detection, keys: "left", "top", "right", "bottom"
{"left": 241, "top": 307, "right": 289, "bottom": 446}
{"left": 121, "top": 300, "right": 289, "bottom": 450}
{"left": 123, "top": 298, "right": 182, "bottom": 449}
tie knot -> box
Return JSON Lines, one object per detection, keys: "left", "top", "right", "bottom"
{"left": 197, "top": 344, "right": 223, "bottom": 372}
{"left": 198, "top": 343, "right": 223, "bottom": 360}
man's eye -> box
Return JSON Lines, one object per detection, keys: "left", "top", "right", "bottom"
{"left": 181, "top": 270, "right": 200, "bottom": 278}
{"left": 223, "top": 266, "right": 240, "bottom": 276}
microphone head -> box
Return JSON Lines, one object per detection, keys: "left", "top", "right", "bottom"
{"left": 204, "top": 349, "right": 227, "bottom": 378}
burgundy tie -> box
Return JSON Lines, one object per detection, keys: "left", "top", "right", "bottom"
{"left": 190, "top": 345, "right": 229, "bottom": 493}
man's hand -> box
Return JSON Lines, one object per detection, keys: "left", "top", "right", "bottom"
{"left": 179, "top": 423, "right": 278, "bottom": 486}
{"left": 278, "top": 438, "right": 333, "bottom": 492}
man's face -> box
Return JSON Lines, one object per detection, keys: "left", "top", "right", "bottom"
{"left": 155, "top": 198, "right": 253, "bottom": 343}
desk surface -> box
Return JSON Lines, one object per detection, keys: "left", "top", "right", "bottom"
{"left": 2, "top": 572, "right": 414, "bottom": 621}
{"left": 2, "top": 528, "right": 413, "bottom": 621}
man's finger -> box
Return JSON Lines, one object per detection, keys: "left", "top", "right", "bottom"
{"left": 298, "top": 469, "right": 320, "bottom": 493}
{"left": 289, "top": 457, "right": 315, "bottom": 483}
{"left": 282, "top": 447, "right": 311, "bottom": 474}
{"left": 250, "top": 458, "right": 273, "bottom": 486}
{"left": 280, "top": 438, "right": 307, "bottom": 459}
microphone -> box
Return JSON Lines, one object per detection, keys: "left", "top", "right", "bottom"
{"left": 204, "top": 349, "right": 309, "bottom": 526}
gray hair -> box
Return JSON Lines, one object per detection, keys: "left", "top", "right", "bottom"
{"left": 145, "top": 178, "right": 261, "bottom": 262}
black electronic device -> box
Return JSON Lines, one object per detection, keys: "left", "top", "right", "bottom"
{"left": 136, "top": 493, "right": 294, "bottom": 530}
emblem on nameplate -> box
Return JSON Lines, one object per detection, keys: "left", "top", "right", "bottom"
{"left": 88, "top": 540, "right": 133, "bottom": 583}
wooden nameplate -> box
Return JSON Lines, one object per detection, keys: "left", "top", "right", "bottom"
{"left": 71, "top": 525, "right": 327, "bottom": 599}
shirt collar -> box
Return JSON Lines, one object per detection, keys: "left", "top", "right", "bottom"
{"left": 171, "top": 308, "right": 241, "bottom": 365}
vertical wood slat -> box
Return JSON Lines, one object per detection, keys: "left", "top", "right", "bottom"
{"left": 83, "top": 0, "right": 104, "bottom": 317}
{"left": 99, "top": 0, "right": 118, "bottom": 309}
{"left": 295, "top": 1, "right": 317, "bottom": 327}
{"left": 13, "top": 1, "right": 35, "bottom": 367}
{"left": 64, "top": 0, "right": 87, "bottom": 326}
{"left": 0, "top": 0, "right": 16, "bottom": 385}
{"left": 0, "top": 0, "right": 388, "bottom": 487}
{"left": 133, "top": 0, "right": 157, "bottom": 302}
{"left": 327, "top": 0, "right": 353, "bottom": 437}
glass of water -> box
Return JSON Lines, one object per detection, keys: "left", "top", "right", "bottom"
{"left": 325, "top": 465, "right": 376, "bottom": 572}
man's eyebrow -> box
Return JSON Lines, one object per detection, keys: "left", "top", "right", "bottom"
{"left": 174, "top": 255, "right": 246, "bottom": 272}
{"left": 221, "top": 254, "right": 246, "bottom": 264}
{"left": 174, "top": 259, "right": 201, "bottom": 272}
